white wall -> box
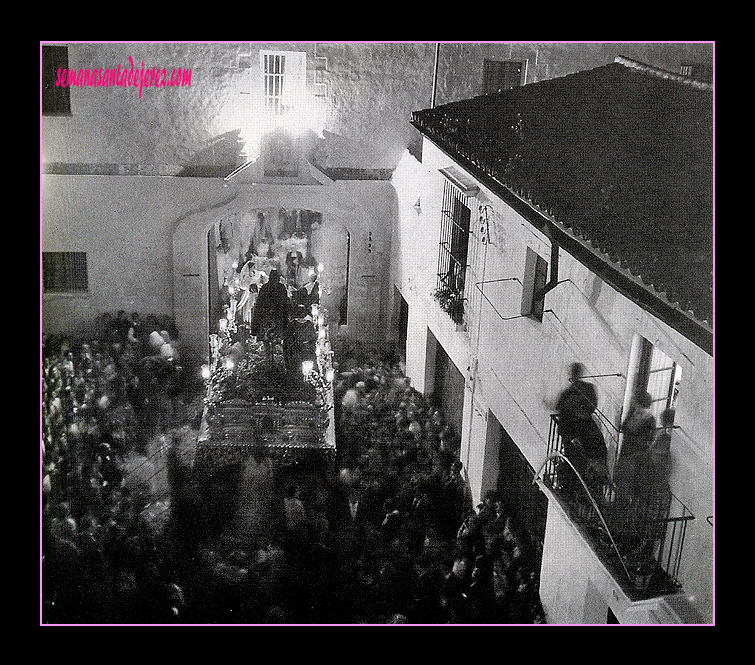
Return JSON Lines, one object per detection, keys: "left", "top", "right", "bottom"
{"left": 42, "top": 173, "right": 396, "bottom": 361}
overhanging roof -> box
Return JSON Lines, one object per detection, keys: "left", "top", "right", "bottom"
{"left": 412, "top": 57, "right": 713, "bottom": 354}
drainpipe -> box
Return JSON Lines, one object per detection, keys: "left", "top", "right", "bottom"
{"left": 431, "top": 43, "right": 440, "bottom": 109}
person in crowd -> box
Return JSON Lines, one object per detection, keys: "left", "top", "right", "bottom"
{"left": 236, "top": 258, "right": 266, "bottom": 325}
{"left": 126, "top": 312, "right": 144, "bottom": 348}
{"left": 295, "top": 272, "right": 320, "bottom": 309}
{"left": 285, "top": 250, "right": 304, "bottom": 290}
{"left": 439, "top": 556, "right": 471, "bottom": 623}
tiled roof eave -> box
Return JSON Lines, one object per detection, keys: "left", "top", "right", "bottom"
{"left": 416, "top": 128, "right": 713, "bottom": 356}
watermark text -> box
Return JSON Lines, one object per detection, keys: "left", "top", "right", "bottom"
{"left": 55, "top": 56, "right": 192, "bottom": 99}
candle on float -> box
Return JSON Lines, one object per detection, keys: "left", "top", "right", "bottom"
{"left": 326, "top": 368, "right": 335, "bottom": 383}
{"left": 302, "top": 360, "right": 314, "bottom": 377}
{"left": 311, "top": 304, "right": 319, "bottom": 319}
{"left": 201, "top": 365, "right": 211, "bottom": 380}
{"left": 224, "top": 357, "right": 235, "bottom": 370}
{"left": 317, "top": 263, "right": 324, "bottom": 274}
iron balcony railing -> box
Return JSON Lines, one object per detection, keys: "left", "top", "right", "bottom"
{"left": 536, "top": 414, "right": 695, "bottom": 600}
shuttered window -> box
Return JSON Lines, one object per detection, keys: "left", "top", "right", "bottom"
{"left": 42, "top": 252, "right": 88, "bottom": 293}
{"left": 42, "top": 45, "right": 71, "bottom": 116}
{"left": 521, "top": 247, "right": 547, "bottom": 321}
{"left": 482, "top": 59, "right": 525, "bottom": 94}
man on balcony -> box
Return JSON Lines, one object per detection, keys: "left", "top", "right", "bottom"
{"left": 555, "top": 363, "right": 608, "bottom": 495}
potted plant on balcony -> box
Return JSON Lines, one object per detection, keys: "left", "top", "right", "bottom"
{"left": 433, "top": 286, "right": 465, "bottom": 326}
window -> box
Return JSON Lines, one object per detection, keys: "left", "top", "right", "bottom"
{"left": 436, "top": 179, "right": 471, "bottom": 324}
{"left": 482, "top": 59, "right": 525, "bottom": 94}
{"left": 42, "top": 45, "right": 71, "bottom": 116}
{"left": 261, "top": 50, "right": 306, "bottom": 116}
{"left": 42, "top": 252, "right": 88, "bottom": 293}
{"left": 521, "top": 247, "right": 548, "bottom": 321}
{"left": 680, "top": 62, "right": 713, "bottom": 84}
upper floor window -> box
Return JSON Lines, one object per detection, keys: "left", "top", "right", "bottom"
{"left": 42, "top": 45, "right": 71, "bottom": 116}
{"left": 521, "top": 247, "right": 548, "bottom": 322}
{"left": 435, "top": 178, "right": 472, "bottom": 325}
{"left": 482, "top": 59, "right": 525, "bottom": 94}
{"left": 680, "top": 62, "right": 713, "bottom": 84}
{"left": 261, "top": 50, "right": 306, "bottom": 116}
{"left": 42, "top": 252, "right": 88, "bottom": 293}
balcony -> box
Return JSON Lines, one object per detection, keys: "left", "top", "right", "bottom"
{"left": 537, "top": 415, "right": 695, "bottom": 602}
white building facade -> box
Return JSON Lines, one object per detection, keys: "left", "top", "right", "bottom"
{"left": 389, "top": 137, "right": 713, "bottom": 624}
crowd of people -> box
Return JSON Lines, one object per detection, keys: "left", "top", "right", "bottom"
{"left": 42, "top": 310, "right": 546, "bottom": 624}
{"left": 318, "top": 356, "right": 547, "bottom": 623}
{"left": 41, "top": 310, "right": 205, "bottom": 624}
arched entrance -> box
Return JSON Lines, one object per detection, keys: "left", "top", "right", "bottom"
{"left": 207, "top": 207, "right": 324, "bottom": 336}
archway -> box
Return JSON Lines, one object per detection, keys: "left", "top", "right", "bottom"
{"left": 207, "top": 207, "right": 323, "bottom": 335}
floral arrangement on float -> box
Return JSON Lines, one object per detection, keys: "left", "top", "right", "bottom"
{"left": 205, "top": 337, "right": 303, "bottom": 412}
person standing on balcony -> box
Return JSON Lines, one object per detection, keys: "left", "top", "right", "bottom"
{"left": 612, "top": 391, "right": 658, "bottom": 547}
{"left": 555, "top": 363, "right": 607, "bottom": 494}
{"left": 631, "top": 406, "right": 674, "bottom": 553}
{"left": 615, "top": 391, "right": 657, "bottom": 493}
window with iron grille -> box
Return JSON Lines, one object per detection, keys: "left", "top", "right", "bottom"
{"left": 42, "top": 252, "right": 88, "bottom": 293}
{"left": 482, "top": 59, "right": 525, "bottom": 94}
{"left": 680, "top": 62, "right": 713, "bottom": 84}
{"left": 436, "top": 180, "right": 471, "bottom": 324}
{"left": 261, "top": 50, "right": 306, "bottom": 116}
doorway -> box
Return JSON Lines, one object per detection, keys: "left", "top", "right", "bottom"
{"left": 427, "top": 330, "right": 465, "bottom": 439}
{"left": 623, "top": 334, "right": 682, "bottom": 425}
{"left": 394, "top": 286, "right": 409, "bottom": 363}
{"left": 492, "top": 413, "right": 548, "bottom": 568}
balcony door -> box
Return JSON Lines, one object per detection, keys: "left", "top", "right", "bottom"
{"left": 623, "top": 334, "right": 682, "bottom": 425}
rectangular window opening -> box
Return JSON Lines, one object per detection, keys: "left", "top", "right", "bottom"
{"left": 43, "top": 252, "right": 88, "bottom": 293}
{"left": 482, "top": 59, "right": 525, "bottom": 94}
{"left": 521, "top": 247, "right": 547, "bottom": 321}
{"left": 436, "top": 179, "right": 471, "bottom": 325}
{"left": 260, "top": 50, "right": 306, "bottom": 117}
{"left": 42, "top": 45, "right": 71, "bottom": 116}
